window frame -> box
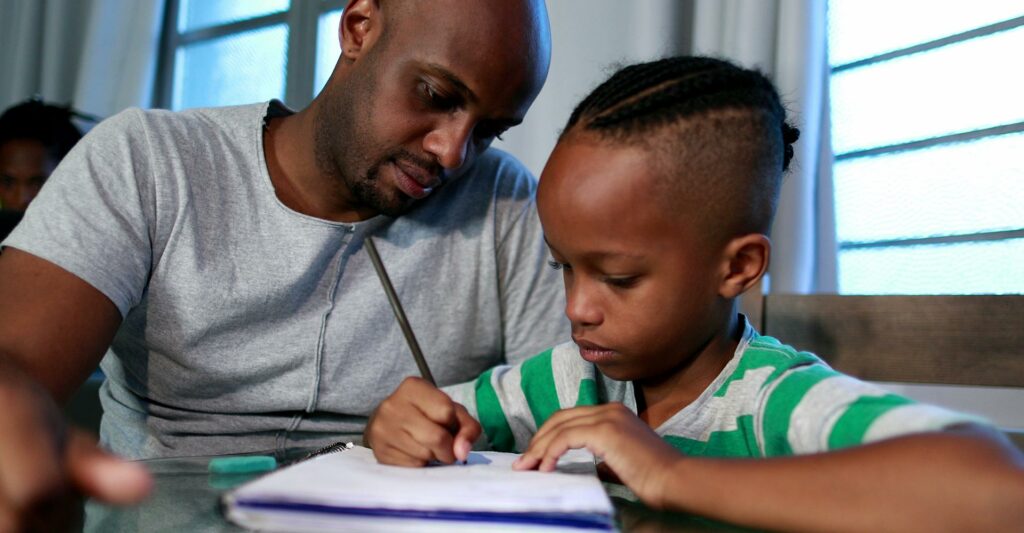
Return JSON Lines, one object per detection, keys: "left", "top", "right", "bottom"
{"left": 154, "top": 0, "right": 346, "bottom": 111}
{"left": 829, "top": 13, "right": 1024, "bottom": 265}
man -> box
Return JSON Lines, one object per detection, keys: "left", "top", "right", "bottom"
{"left": 0, "top": 0, "right": 566, "bottom": 527}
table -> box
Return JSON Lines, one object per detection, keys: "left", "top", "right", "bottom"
{"left": 82, "top": 449, "right": 742, "bottom": 532}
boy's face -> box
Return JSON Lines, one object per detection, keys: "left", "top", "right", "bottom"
{"left": 537, "top": 139, "right": 726, "bottom": 382}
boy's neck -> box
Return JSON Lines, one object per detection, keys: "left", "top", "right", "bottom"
{"left": 635, "top": 312, "right": 744, "bottom": 429}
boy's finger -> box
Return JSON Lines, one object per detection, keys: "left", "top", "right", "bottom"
{"left": 531, "top": 405, "right": 605, "bottom": 443}
{"left": 537, "top": 429, "right": 596, "bottom": 472}
{"left": 452, "top": 405, "right": 482, "bottom": 462}
{"left": 375, "top": 437, "right": 437, "bottom": 467}
{"left": 402, "top": 385, "right": 460, "bottom": 430}
{"left": 398, "top": 416, "right": 457, "bottom": 464}
{"left": 529, "top": 411, "right": 606, "bottom": 456}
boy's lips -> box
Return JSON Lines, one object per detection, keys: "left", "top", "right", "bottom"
{"left": 573, "top": 337, "right": 618, "bottom": 364}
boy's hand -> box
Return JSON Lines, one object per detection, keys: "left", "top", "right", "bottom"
{"left": 364, "top": 377, "right": 482, "bottom": 466}
{"left": 512, "top": 403, "right": 681, "bottom": 507}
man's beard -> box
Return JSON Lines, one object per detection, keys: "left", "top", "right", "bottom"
{"left": 348, "top": 156, "right": 410, "bottom": 217}
{"left": 314, "top": 89, "right": 442, "bottom": 217}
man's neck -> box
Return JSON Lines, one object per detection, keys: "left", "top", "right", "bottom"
{"left": 263, "top": 109, "right": 371, "bottom": 223}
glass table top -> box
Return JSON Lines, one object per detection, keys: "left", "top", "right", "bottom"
{"left": 81, "top": 449, "right": 742, "bottom": 532}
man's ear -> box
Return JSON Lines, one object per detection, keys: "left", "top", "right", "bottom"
{"left": 718, "top": 234, "right": 770, "bottom": 299}
{"left": 340, "top": 0, "right": 382, "bottom": 60}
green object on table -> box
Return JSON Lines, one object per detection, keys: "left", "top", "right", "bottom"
{"left": 208, "top": 455, "right": 277, "bottom": 474}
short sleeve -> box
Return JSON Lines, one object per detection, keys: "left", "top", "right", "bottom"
{"left": 758, "top": 365, "right": 986, "bottom": 456}
{"left": 442, "top": 342, "right": 596, "bottom": 452}
{"left": 2, "top": 108, "right": 154, "bottom": 316}
{"left": 485, "top": 150, "right": 570, "bottom": 364}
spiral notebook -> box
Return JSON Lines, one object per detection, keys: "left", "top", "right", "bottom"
{"left": 222, "top": 444, "right": 615, "bottom": 532}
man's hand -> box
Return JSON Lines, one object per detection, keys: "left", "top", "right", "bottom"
{"left": 0, "top": 376, "right": 151, "bottom": 532}
{"left": 364, "top": 377, "right": 482, "bottom": 466}
{"left": 512, "top": 403, "right": 681, "bottom": 508}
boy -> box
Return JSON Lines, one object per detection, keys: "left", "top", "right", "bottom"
{"left": 365, "top": 56, "right": 1024, "bottom": 531}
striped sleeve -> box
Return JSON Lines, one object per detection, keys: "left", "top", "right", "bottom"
{"left": 758, "top": 364, "right": 985, "bottom": 456}
{"left": 441, "top": 342, "right": 598, "bottom": 452}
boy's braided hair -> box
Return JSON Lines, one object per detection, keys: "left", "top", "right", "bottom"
{"left": 562, "top": 56, "right": 800, "bottom": 240}
{"left": 565, "top": 56, "right": 799, "bottom": 171}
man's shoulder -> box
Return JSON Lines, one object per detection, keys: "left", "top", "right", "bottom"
{"left": 91, "top": 102, "right": 267, "bottom": 145}
{"left": 461, "top": 147, "right": 538, "bottom": 197}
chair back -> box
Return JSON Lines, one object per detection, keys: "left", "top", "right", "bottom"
{"left": 759, "top": 294, "right": 1024, "bottom": 450}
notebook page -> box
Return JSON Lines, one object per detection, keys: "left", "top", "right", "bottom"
{"left": 227, "top": 446, "right": 612, "bottom": 515}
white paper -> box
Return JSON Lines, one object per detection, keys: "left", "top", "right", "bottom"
{"left": 224, "top": 446, "right": 614, "bottom": 531}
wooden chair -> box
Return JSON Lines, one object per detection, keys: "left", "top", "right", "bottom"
{"left": 756, "top": 294, "right": 1024, "bottom": 451}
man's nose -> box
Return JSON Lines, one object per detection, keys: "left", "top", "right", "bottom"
{"left": 423, "top": 116, "right": 474, "bottom": 170}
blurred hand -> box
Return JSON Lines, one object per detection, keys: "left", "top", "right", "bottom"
{"left": 364, "top": 377, "right": 481, "bottom": 466}
{"left": 0, "top": 378, "right": 151, "bottom": 532}
{"left": 512, "top": 403, "right": 682, "bottom": 508}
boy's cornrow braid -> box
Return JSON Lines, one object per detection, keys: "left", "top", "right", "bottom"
{"left": 568, "top": 57, "right": 726, "bottom": 129}
{"left": 589, "top": 68, "right": 768, "bottom": 130}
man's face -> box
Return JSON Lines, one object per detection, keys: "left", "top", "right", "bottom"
{"left": 0, "top": 139, "right": 54, "bottom": 212}
{"left": 537, "top": 139, "right": 726, "bottom": 383}
{"left": 314, "top": 0, "right": 549, "bottom": 217}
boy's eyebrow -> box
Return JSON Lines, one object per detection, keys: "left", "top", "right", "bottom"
{"left": 543, "top": 238, "right": 645, "bottom": 261}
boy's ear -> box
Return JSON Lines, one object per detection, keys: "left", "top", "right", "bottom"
{"left": 340, "top": 0, "right": 382, "bottom": 61}
{"left": 718, "top": 234, "right": 770, "bottom": 299}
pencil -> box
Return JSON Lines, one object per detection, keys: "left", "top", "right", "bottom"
{"left": 364, "top": 236, "right": 437, "bottom": 386}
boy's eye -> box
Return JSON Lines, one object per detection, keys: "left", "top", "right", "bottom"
{"left": 547, "top": 260, "right": 571, "bottom": 271}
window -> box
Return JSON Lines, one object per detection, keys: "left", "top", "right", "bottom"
{"left": 827, "top": 1, "right": 1024, "bottom": 294}
{"left": 156, "top": 0, "right": 344, "bottom": 111}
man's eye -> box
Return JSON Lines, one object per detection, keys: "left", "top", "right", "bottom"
{"left": 475, "top": 124, "right": 506, "bottom": 142}
{"left": 604, "top": 276, "right": 638, "bottom": 288}
{"left": 418, "top": 81, "right": 458, "bottom": 111}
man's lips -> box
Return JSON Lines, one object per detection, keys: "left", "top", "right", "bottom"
{"left": 395, "top": 159, "right": 440, "bottom": 187}
{"left": 573, "top": 337, "right": 617, "bottom": 364}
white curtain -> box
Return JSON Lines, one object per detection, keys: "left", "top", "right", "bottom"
{"left": 691, "top": 0, "right": 837, "bottom": 294}
{"left": 0, "top": 0, "right": 94, "bottom": 109}
{"left": 494, "top": 0, "right": 690, "bottom": 176}
{"left": 0, "top": 0, "right": 164, "bottom": 122}
{"left": 73, "top": 0, "right": 166, "bottom": 120}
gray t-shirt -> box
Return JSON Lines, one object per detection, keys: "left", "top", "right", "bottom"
{"left": 4, "top": 101, "right": 569, "bottom": 458}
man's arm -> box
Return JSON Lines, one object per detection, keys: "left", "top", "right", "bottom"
{"left": 0, "top": 248, "right": 120, "bottom": 401}
{"left": 0, "top": 248, "right": 151, "bottom": 531}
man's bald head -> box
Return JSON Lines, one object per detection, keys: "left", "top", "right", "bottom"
{"left": 371, "top": 0, "right": 551, "bottom": 104}
{"left": 306, "top": 0, "right": 552, "bottom": 219}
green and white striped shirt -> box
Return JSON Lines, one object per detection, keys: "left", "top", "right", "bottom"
{"left": 444, "top": 319, "right": 979, "bottom": 457}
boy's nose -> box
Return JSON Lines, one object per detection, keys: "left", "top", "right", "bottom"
{"left": 565, "top": 283, "right": 602, "bottom": 327}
